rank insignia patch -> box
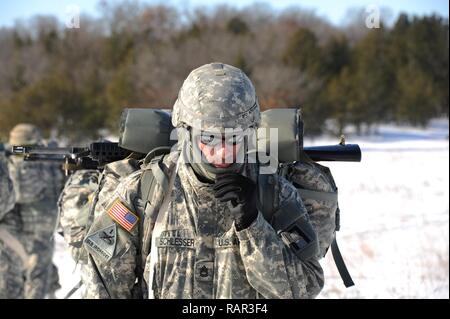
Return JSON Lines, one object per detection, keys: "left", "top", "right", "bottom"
{"left": 107, "top": 199, "right": 139, "bottom": 232}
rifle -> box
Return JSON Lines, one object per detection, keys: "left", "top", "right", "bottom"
{"left": 11, "top": 142, "right": 131, "bottom": 176}
{"left": 10, "top": 141, "right": 361, "bottom": 176}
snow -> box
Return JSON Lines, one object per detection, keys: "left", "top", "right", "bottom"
{"left": 311, "top": 118, "right": 449, "bottom": 299}
{"left": 53, "top": 237, "right": 82, "bottom": 299}
{"left": 53, "top": 119, "right": 450, "bottom": 299}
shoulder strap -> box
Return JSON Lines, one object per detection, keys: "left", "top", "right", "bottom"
{"left": 139, "top": 155, "right": 170, "bottom": 269}
{"left": 297, "top": 188, "right": 338, "bottom": 203}
{"left": 299, "top": 148, "right": 315, "bottom": 164}
{"left": 63, "top": 280, "right": 83, "bottom": 299}
{"left": 295, "top": 164, "right": 355, "bottom": 288}
{"left": 258, "top": 174, "right": 278, "bottom": 223}
{"left": 331, "top": 236, "right": 355, "bottom": 287}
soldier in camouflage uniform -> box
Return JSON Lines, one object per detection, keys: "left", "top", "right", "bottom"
{"left": 0, "top": 147, "right": 26, "bottom": 299}
{"left": 7, "top": 124, "right": 65, "bottom": 299}
{"left": 0, "top": 150, "right": 15, "bottom": 217}
{"left": 83, "top": 63, "right": 325, "bottom": 299}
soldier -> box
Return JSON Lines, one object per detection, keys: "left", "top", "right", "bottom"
{"left": 83, "top": 63, "right": 326, "bottom": 299}
{"left": 0, "top": 149, "right": 15, "bottom": 216}
{"left": 7, "top": 124, "right": 65, "bottom": 299}
{"left": 0, "top": 147, "right": 26, "bottom": 299}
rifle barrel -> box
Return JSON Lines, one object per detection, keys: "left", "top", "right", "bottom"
{"left": 12, "top": 145, "right": 89, "bottom": 156}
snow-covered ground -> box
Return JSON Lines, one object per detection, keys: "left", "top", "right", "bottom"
{"left": 54, "top": 119, "right": 449, "bottom": 299}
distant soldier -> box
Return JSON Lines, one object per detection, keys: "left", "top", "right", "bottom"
{"left": 7, "top": 124, "right": 65, "bottom": 299}
{"left": 0, "top": 147, "right": 26, "bottom": 299}
{"left": 0, "top": 147, "right": 15, "bottom": 216}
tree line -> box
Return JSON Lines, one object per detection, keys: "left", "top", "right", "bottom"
{"left": 0, "top": 1, "right": 448, "bottom": 142}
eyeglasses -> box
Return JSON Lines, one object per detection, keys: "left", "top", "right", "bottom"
{"left": 197, "top": 132, "right": 244, "bottom": 146}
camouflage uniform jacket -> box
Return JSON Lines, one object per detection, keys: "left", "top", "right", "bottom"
{"left": 1, "top": 154, "right": 24, "bottom": 299}
{"left": 0, "top": 155, "right": 14, "bottom": 218}
{"left": 8, "top": 156, "right": 65, "bottom": 236}
{"left": 83, "top": 152, "right": 324, "bottom": 299}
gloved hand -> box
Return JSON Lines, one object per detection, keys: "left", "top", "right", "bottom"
{"left": 213, "top": 173, "right": 258, "bottom": 230}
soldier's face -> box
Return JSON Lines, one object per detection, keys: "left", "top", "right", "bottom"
{"left": 197, "top": 133, "right": 243, "bottom": 168}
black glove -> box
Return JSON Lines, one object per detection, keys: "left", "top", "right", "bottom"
{"left": 213, "top": 173, "right": 258, "bottom": 230}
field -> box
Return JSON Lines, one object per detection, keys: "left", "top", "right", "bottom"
{"left": 54, "top": 119, "right": 449, "bottom": 299}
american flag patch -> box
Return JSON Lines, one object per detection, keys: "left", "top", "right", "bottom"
{"left": 107, "top": 199, "right": 139, "bottom": 232}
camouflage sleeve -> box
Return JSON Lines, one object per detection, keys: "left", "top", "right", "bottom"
{"left": 82, "top": 170, "right": 146, "bottom": 299}
{"left": 58, "top": 169, "right": 100, "bottom": 262}
{"left": 0, "top": 157, "right": 15, "bottom": 218}
{"left": 235, "top": 177, "right": 324, "bottom": 299}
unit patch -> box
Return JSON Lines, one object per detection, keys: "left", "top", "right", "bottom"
{"left": 84, "top": 224, "right": 117, "bottom": 261}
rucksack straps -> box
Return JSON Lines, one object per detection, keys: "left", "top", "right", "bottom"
{"left": 257, "top": 172, "right": 278, "bottom": 223}
{"left": 296, "top": 187, "right": 355, "bottom": 288}
{"left": 147, "top": 156, "right": 180, "bottom": 299}
{"left": 139, "top": 154, "right": 355, "bottom": 289}
{"left": 63, "top": 280, "right": 83, "bottom": 299}
{"left": 297, "top": 188, "right": 338, "bottom": 203}
{"left": 258, "top": 172, "right": 319, "bottom": 262}
{"left": 139, "top": 154, "right": 169, "bottom": 274}
{"left": 331, "top": 236, "right": 355, "bottom": 288}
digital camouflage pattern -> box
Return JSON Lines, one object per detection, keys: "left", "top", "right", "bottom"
{"left": 83, "top": 152, "right": 324, "bottom": 299}
{"left": 88, "top": 158, "right": 141, "bottom": 221}
{"left": 0, "top": 154, "right": 14, "bottom": 217}
{"left": 8, "top": 156, "right": 65, "bottom": 298}
{"left": 0, "top": 237, "right": 25, "bottom": 299}
{"left": 8, "top": 156, "right": 64, "bottom": 207}
{"left": 286, "top": 162, "right": 338, "bottom": 257}
{"left": 0, "top": 155, "right": 25, "bottom": 299}
{"left": 58, "top": 169, "right": 100, "bottom": 263}
{"left": 172, "top": 63, "right": 260, "bottom": 131}
{"left": 57, "top": 159, "right": 140, "bottom": 296}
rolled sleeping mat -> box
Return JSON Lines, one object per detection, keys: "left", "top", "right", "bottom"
{"left": 119, "top": 107, "right": 304, "bottom": 163}
{"left": 119, "top": 108, "right": 175, "bottom": 154}
{"left": 257, "top": 108, "right": 303, "bottom": 163}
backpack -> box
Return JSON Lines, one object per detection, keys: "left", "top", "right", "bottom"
{"left": 59, "top": 158, "right": 143, "bottom": 261}
{"left": 119, "top": 107, "right": 355, "bottom": 288}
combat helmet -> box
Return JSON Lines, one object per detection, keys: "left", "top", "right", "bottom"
{"left": 9, "top": 123, "right": 42, "bottom": 146}
{"left": 172, "top": 62, "right": 261, "bottom": 132}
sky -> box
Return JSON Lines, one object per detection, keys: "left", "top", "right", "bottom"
{"left": 0, "top": 0, "right": 448, "bottom": 27}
